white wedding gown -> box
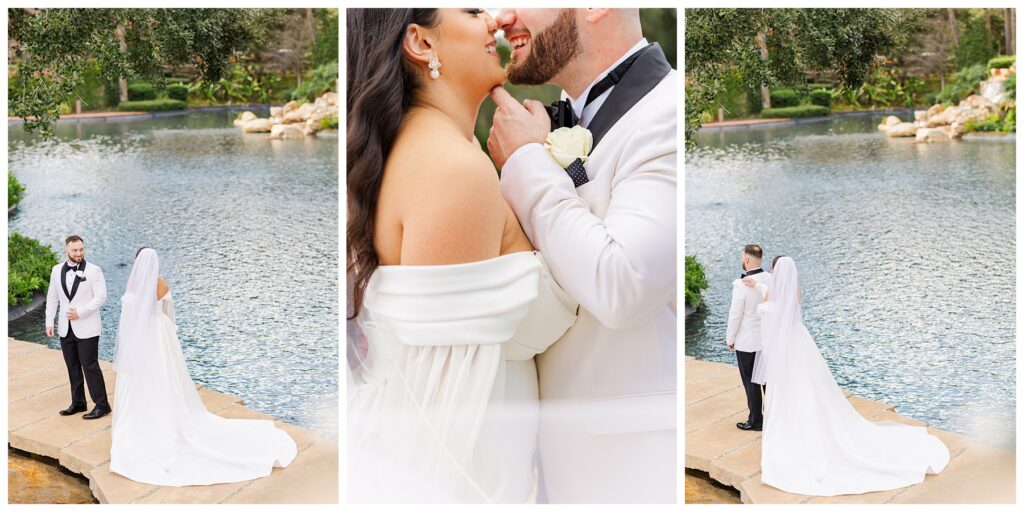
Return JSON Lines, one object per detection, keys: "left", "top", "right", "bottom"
{"left": 754, "top": 258, "right": 949, "bottom": 496}
{"left": 347, "top": 251, "right": 577, "bottom": 503}
{"left": 110, "top": 283, "right": 297, "bottom": 486}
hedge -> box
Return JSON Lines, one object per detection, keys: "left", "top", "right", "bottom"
{"left": 769, "top": 88, "right": 800, "bottom": 108}
{"left": 166, "top": 83, "right": 190, "bottom": 102}
{"left": 809, "top": 89, "right": 833, "bottom": 108}
{"left": 684, "top": 255, "right": 709, "bottom": 308}
{"left": 127, "top": 82, "right": 157, "bottom": 101}
{"left": 760, "top": 105, "right": 831, "bottom": 119}
{"left": 117, "top": 99, "right": 187, "bottom": 112}
{"left": 8, "top": 231, "right": 59, "bottom": 306}
{"left": 988, "top": 55, "right": 1016, "bottom": 70}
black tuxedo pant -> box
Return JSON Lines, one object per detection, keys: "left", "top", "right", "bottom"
{"left": 736, "top": 350, "right": 764, "bottom": 428}
{"left": 60, "top": 323, "right": 110, "bottom": 409}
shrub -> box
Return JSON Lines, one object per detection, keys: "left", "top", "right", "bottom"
{"left": 1004, "top": 72, "right": 1016, "bottom": 100}
{"left": 809, "top": 89, "right": 833, "bottom": 108}
{"left": 684, "top": 255, "right": 709, "bottom": 308}
{"left": 127, "top": 82, "right": 157, "bottom": 101}
{"left": 9, "top": 173, "right": 24, "bottom": 207}
{"left": 319, "top": 116, "right": 339, "bottom": 130}
{"left": 8, "top": 231, "right": 59, "bottom": 306}
{"left": 1002, "top": 108, "right": 1016, "bottom": 133}
{"left": 955, "top": 15, "right": 997, "bottom": 69}
{"left": 290, "top": 62, "right": 339, "bottom": 101}
{"left": 760, "top": 105, "right": 830, "bottom": 119}
{"left": 988, "top": 55, "right": 1016, "bottom": 70}
{"left": 935, "top": 64, "right": 987, "bottom": 105}
{"left": 116, "top": 99, "right": 187, "bottom": 112}
{"left": 166, "top": 83, "right": 190, "bottom": 102}
{"left": 769, "top": 88, "right": 799, "bottom": 108}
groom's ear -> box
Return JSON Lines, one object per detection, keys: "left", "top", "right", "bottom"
{"left": 402, "top": 24, "right": 435, "bottom": 68}
{"left": 582, "top": 8, "right": 613, "bottom": 25}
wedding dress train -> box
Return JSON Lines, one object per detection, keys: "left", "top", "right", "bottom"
{"left": 755, "top": 257, "right": 949, "bottom": 496}
{"left": 110, "top": 249, "right": 297, "bottom": 486}
{"left": 347, "top": 251, "right": 577, "bottom": 503}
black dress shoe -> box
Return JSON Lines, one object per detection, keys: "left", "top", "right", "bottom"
{"left": 736, "top": 421, "right": 762, "bottom": 431}
{"left": 59, "top": 404, "right": 88, "bottom": 416}
{"left": 82, "top": 406, "right": 111, "bottom": 420}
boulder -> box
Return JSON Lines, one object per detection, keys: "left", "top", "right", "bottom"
{"left": 914, "top": 127, "right": 951, "bottom": 143}
{"left": 269, "top": 106, "right": 283, "bottom": 118}
{"left": 926, "top": 104, "right": 945, "bottom": 120}
{"left": 877, "top": 115, "right": 902, "bottom": 131}
{"left": 232, "top": 111, "right": 258, "bottom": 127}
{"left": 240, "top": 118, "right": 274, "bottom": 133}
{"left": 281, "top": 100, "right": 301, "bottom": 115}
{"left": 885, "top": 122, "right": 918, "bottom": 137}
{"left": 319, "top": 92, "right": 338, "bottom": 106}
{"left": 914, "top": 110, "right": 927, "bottom": 122}
{"left": 926, "top": 106, "right": 961, "bottom": 127}
{"left": 269, "top": 123, "right": 306, "bottom": 139}
{"left": 282, "top": 102, "right": 318, "bottom": 124}
{"left": 960, "top": 94, "right": 995, "bottom": 111}
{"left": 949, "top": 121, "right": 968, "bottom": 137}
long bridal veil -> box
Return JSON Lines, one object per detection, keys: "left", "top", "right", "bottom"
{"left": 758, "top": 257, "right": 949, "bottom": 496}
{"left": 112, "top": 248, "right": 159, "bottom": 377}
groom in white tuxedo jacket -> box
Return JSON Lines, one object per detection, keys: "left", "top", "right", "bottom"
{"left": 45, "top": 235, "right": 111, "bottom": 419}
{"left": 726, "top": 244, "right": 772, "bottom": 431}
{"left": 490, "top": 9, "right": 676, "bottom": 503}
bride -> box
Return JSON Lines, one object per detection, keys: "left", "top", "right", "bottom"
{"left": 346, "top": 8, "right": 577, "bottom": 503}
{"left": 746, "top": 256, "right": 949, "bottom": 496}
{"left": 109, "top": 247, "right": 297, "bottom": 486}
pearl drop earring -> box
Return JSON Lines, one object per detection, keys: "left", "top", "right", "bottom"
{"left": 428, "top": 54, "right": 442, "bottom": 79}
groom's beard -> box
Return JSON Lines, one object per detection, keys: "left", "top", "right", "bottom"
{"left": 505, "top": 9, "right": 581, "bottom": 85}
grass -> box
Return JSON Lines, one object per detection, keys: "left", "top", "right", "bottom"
{"left": 116, "top": 99, "right": 187, "bottom": 112}
{"left": 8, "top": 231, "right": 58, "bottom": 306}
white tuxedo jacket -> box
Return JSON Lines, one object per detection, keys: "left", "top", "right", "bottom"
{"left": 726, "top": 271, "right": 773, "bottom": 353}
{"left": 500, "top": 47, "right": 676, "bottom": 503}
{"left": 46, "top": 260, "right": 107, "bottom": 338}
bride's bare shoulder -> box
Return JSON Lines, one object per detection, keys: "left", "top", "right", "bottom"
{"left": 156, "top": 276, "right": 169, "bottom": 300}
{"left": 384, "top": 123, "right": 505, "bottom": 265}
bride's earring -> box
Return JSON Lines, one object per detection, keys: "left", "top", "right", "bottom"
{"left": 428, "top": 54, "right": 442, "bottom": 79}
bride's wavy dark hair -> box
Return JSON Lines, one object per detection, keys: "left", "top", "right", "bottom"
{"left": 347, "top": 8, "right": 439, "bottom": 320}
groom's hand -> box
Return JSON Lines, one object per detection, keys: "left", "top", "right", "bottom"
{"left": 67, "top": 308, "right": 79, "bottom": 321}
{"left": 46, "top": 326, "right": 54, "bottom": 337}
{"left": 488, "top": 86, "right": 549, "bottom": 169}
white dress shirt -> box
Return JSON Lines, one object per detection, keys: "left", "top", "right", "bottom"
{"left": 565, "top": 38, "right": 649, "bottom": 127}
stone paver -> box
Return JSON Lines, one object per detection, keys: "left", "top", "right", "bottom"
{"left": 8, "top": 339, "right": 338, "bottom": 504}
{"left": 686, "top": 358, "right": 1015, "bottom": 504}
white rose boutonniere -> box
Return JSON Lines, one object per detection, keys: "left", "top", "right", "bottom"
{"left": 544, "top": 126, "right": 592, "bottom": 169}
{"left": 75, "top": 270, "right": 86, "bottom": 278}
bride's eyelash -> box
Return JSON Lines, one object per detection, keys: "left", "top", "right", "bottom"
{"left": 466, "top": 9, "right": 485, "bottom": 16}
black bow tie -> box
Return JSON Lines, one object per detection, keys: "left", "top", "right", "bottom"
{"left": 546, "top": 98, "right": 578, "bottom": 130}
{"left": 65, "top": 263, "right": 79, "bottom": 272}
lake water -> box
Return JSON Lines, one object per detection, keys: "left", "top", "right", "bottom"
{"left": 685, "top": 115, "right": 1015, "bottom": 448}
{"left": 8, "top": 109, "right": 338, "bottom": 436}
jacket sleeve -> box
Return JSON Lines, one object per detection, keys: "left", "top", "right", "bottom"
{"left": 45, "top": 267, "right": 59, "bottom": 330}
{"left": 499, "top": 109, "right": 675, "bottom": 330}
{"left": 77, "top": 266, "right": 107, "bottom": 319}
{"left": 725, "top": 281, "right": 746, "bottom": 346}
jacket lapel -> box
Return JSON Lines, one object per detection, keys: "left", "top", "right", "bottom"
{"left": 68, "top": 260, "right": 86, "bottom": 302}
{"left": 586, "top": 43, "right": 673, "bottom": 150}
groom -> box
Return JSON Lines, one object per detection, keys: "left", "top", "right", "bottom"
{"left": 45, "top": 235, "right": 111, "bottom": 420}
{"left": 489, "top": 8, "right": 676, "bottom": 503}
{"left": 726, "top": 244, "right": 772, "bottom": 432}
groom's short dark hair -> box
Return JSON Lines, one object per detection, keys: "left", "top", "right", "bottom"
{"left": 743, "top": 244, "right": 762, "bottom": 260}
{"left": 65, "top": 235, "right": 83, "bottom": 245}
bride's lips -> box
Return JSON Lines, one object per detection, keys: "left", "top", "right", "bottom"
{"left": 506, "top": 33, "right": 530, "bottom": 62}
{"left": 485, "top": 40, "right": 499, "bottom": 60}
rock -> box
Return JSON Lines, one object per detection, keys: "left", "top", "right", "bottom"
{"left": 269, "top": 123, "right": 306, "bottom": 139}
{"left": 319, "top": 92, "right": 338, "bottom": 106}
{"left": 991, "top": 67, "right": 1012, "bottom": 79}
{"left": 915, "top": 127, "right": 951, "bottom": 143}
{"left": 282, "top": 103, "right": 318, "bottom": 124}
{"left": 954, "top": 107, "right": 990, "bottom": 126}
{"left": 926, "top": 104, "right": 945, "bottom": 120}
{"left": 233, "top": 111, "right": 258, "bottom": 127}
{"left": 949, "top": 121, "right": 968, "bottom": 137}
{"left": 914, "top": 110, "right": 927, "bottom": 122}
{"left": 885, "top": 122, "right": 918, "bottom": 137}
{"left": 281, "top": 100, "right": 300, "bottom": 115}
{"left": 960, "top": 95, "right": 995, "bottom": 111}
{"left": 240, "top": 118, "right": 274, "bottom": 133}
{"left": 269, "top": 106, "right": 283, "bottom": 119}
{"left": 878, "top": 115, "right": 902, "bottom": 131}
{"left": 926, "top": 106, "right": 961, "bottom": 127}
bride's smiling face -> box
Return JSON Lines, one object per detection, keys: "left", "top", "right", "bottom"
{"left": 429, "top": 9, "right": 504, "bottom": 92}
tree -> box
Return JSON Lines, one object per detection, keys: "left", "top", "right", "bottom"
{"left": 8, "top": 8, "right": 279, "bottom": 136}
{"left": 1005, "top": 8, "right": 1016, "bottom": 56}
{"left": 954, "top": 12, "right": 997, "bottom": 69}
{"left": 685, "top": 8, "right": 925, "bottom": 143}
